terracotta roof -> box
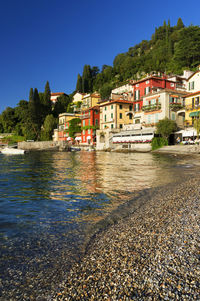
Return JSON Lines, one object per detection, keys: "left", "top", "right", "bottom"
{"left": 130, "top": 75, "right": 174, "bottom": 85}
{"left": 99, "top": 99, "right": 133, "bottom": 107}
{"left": 51, "top": 92, "right": 66, "bottom": 96}
{"left": 183, "top": 90, "right": 200, "bottom": 98}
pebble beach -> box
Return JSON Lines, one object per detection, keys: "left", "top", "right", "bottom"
{"left": 53, "top": 172, "right": 200, "bottom": 300}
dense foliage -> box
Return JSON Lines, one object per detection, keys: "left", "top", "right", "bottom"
{"left": 151, "top": 137, "right": 168, "bottom": 150}
{"left": 0, "top": 82, "right": 72, "bottom": 141}
{"left": 156, "top": 118, "right": 177, "bottom": 139}
{"left": 75, "top": 19, "right": 200, "bottom": 99}
{"left": 68, "top": 118, "right": 81, "bottom": 138}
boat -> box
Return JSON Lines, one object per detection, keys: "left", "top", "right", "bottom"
{"left": 0, "top": 147, "right": 26, "bottom": 155}
{"left": 70, "top": 147, "right": 81, "bottom": 152}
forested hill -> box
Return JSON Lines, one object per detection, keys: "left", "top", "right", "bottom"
{"left": 75, "top": 18, "right": 200, "bottom": 99}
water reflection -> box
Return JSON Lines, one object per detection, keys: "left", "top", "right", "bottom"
{"left": 0, "top": 151, "right": 198, "bottom": 300}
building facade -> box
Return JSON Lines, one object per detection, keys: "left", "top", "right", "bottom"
{"left": 51, "top": 92, "right": 67, "bottom": 104}
{"left": 55, "top": 113, "right": 81, "bottom": 141}
{"left": 81, "top": 93, "right": 101, "bottom": 110}
{"left": 99, "top": 99, "right": 134, "bottom": 130}
{"left": 81, "top": 106, "right": 100, "bottom": 145}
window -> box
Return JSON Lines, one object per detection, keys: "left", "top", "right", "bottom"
{"left": 148, "top": 115, "right": 151, "bottom": 124}
{"left": 155, "top": 113, "right": 159, "bottom": 123}
{"left": 83, "top": 120, "right": 85, "bottom": 126}
{"left": 119, "top": 124, "right": 123, "bottom": 129}
{"left": 189, "top": 81, "right": 194, "bottom": 90}
{"left": 119, "top": 105, "right": 123, "bottom": 109}
{"left": 135, "top": 90, "right": 140, "bottom": 100}
{"left": 88, "top": 129, "right": 91, "bottom": 134}
{"left": 104, "top": 115, "right": 107, "bottom": 122}
{"left": 104, "top": 125, "right": 107, "bottom": 128}
{"left": 95, "top": 119, "right": 98, "bottom": 125}
{"left": 129, "top": 114, "right": 132, "bottom": 120}
{"left": 119, "top": 113, "right": 122, "bottom": 119}
{"left": 171, "top": 112, "right": 176, "bottom": 121}
{"left": 145, "top": 87, "right": 150, "bottom": 95}
{"left": 129, "top": 105, "right": 133, "bottom": 111}
{"left": 83, "top": 130, "right": 85, "bottom": 135}
{"left": 111, "top": 105, "right": 113, "bottom": 109}
{"left": 195, "top": 97, "right": 199, "bottom": 107}
{"left": 111, "top": 113, "right": 113, "bottom": 119}
{"left": 192, "top": 98, "right": 195, "bottom": 109}
{"left": 88, "top": 120, "right": 90, "bottom": 126}
{"left": 135, "top": 119, "right": 140, "bottom": 124}
{"left": 105, "top": 106, "right": 107, "bottom": 111}
{"left": 95, "top": 110, "right": 98, "bottom": 114}
{"left": 111, "top": 124, "right": 114, "bottom": 129}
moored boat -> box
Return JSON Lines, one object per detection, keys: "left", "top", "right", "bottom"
{"left": 0, "top": 147, "right": 26, "bottom": 155}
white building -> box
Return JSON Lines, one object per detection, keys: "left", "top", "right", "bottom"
{"left": 187, "top": 66, "right": 200, "bottom": 93}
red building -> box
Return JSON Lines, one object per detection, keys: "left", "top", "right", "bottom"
{"left": 131, "top": 75, "right": 178, "bottom": 112}
{"left": 81, "top": 106, "right": 100, "bottom": 144}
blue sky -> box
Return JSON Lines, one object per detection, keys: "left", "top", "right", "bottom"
{"left": 0, "top": 0, "right": 199, "bottom": 113}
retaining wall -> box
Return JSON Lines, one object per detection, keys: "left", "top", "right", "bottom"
{"left": 18, "top": 141, "right": 68, "bottom": 151}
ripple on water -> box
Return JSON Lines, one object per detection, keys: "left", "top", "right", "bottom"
{"left": 0, "top": 151, "right": 199, "bottom": 299}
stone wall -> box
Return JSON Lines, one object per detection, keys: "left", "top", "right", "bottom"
{"left": 18, "top": 141, "right": 68, "bottom": 150}
{"left": 112, "top": 143, "right": 152, "bottom": 152}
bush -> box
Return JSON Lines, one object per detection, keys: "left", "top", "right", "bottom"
{"left": 151, "top": 137, "right": 168, "bottom": 150}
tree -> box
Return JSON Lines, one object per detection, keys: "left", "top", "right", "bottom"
{"left": 194, "top": 116, "right": 200, "bottom": 139}
{"left": 100, "top": 82, "right": 114, "bottom": 100}
{"left": 53, "top": 94, "right": 71, "bottom": 117}
{"left": 0, "top": 115, "right": 4, "bottom": 133}
{"left": 156, "top": 118, "right": 177, "bottom": 140}
{"left": 82, "top": 65, "right": 92, "bottom": 93}
{"left": 41, "top": 114, "right": 57, "bottom": 141}
{"left": 68, "top": 118, "right": 81, "bottom": 138}
{"left": 43, "top": 81, "right": 52, "bottom": 115}
{"left": 14, "top": 100, "right": 29, "bottom": 136}
{"left": 1, "top": 107, "right": 17, "bottom": 133}
{"left": 28, "top": 88, "right": 42, "bottom": 140}
{"left": 176, "top": 18, "right": 184, "bottom": 30}
{"left": 76, "top": 74, "right": 82, "bottom": 92}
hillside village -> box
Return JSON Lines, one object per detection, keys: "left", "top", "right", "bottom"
{"left": 52, "top": 66, "right": 200, "bottom": 151}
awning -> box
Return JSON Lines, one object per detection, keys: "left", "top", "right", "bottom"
{"left": 189, "top": 111, "right": 200, "bottom": 117}
{"left": 75, "top": 137, "right": 81, "bottom": 141}
{"left": 182, "top": 130, "right": 197, "bottom": 137}
{"left": 87, "top": 136, "right": 91, "bottom": 140}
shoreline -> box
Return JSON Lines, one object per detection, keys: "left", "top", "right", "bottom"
{"left": 53, "top": 172, "right": 200, "bottom": 300}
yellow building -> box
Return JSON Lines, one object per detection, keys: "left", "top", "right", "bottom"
{"left": 81, "top": 93, "right": 101, "bottom": 110}
{"left": 184, "top": 91, "right": 200, "bottom": 127}
{"left": 99, "top": 99, "right": 134, "bottom": 130}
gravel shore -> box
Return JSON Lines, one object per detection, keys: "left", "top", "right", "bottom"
{"left": 53, "top": 175, "right": 200, "bottom": 300}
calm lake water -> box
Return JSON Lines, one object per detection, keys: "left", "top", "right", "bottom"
{"left": 0, "top": 150, "right": 198, "bottom": 300}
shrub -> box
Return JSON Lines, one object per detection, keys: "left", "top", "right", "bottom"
{"left": 151, "top": 137, "right": 168, "bottom": 150}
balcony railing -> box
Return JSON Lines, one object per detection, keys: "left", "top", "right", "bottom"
{"left": 142, "top": 104, "right": 161, "bottom": 112}
{"left": 185, "top": 104, "right": 200, "bottom": 111}
{"left": 169, "top": 103, "right": 184, "bottom": 111}
{"left": 80, "top": 113, "right": 90, "bottom": 119}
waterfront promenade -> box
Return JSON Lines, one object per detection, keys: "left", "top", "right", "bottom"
{"left": 54, "top": 174, "right": 200, "bottom": 300}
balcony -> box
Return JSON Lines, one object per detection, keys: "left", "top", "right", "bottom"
{"left": 142, "top": 104, "right": 161, "bottom": 112}
{"left": 80, "top": 113, "right": 90, "bottom": 119}
{"left": 185, "top": 104, "right": 200, "bottom": 111}
{"left": 169, "top": 103, "right": 184, "bottom": 111}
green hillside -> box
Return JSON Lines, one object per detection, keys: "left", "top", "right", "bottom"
{"left": 76, "top": 18, "right": 200, "bottom": 98}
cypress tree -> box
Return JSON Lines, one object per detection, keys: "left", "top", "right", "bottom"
{"left": 29, "top": 88, "right": 34, "bottom": 101}
{"left": 43, "top": 81, "right": 51, "bottom": 115}
{"left": 176, "top": 18, "right": 184, "bottom": 30}
{"left": 82, "top": 65, "right": 92, "bottom": 93}
{"left": 76, "top": 74, "right": 83, "bottom": 92}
